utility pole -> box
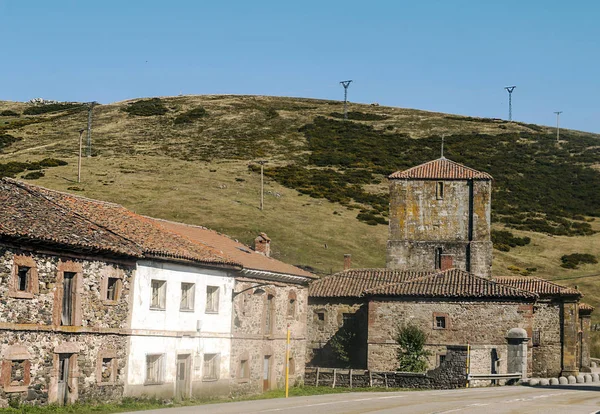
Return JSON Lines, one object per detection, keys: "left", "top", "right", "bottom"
{"left": 258, "top": 160, "right": 268, "bottom": 210}
{"left": 78, "top": 129, "right": 85, "bottom": 183}
{"left": 554, "top": 111, "right": 563, "bottom": 143}
{"left": 340, "top": 80, "right": 353, "bottom": 119}
{"left": 504, "top": 86, "right": 516, "bottom": 121}
{"left": 86, "top": 102, "right": 97, "bottom": 157}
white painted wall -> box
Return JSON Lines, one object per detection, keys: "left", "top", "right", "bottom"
{"left": 126, "top": 260, "right": 235, "bottom": 388}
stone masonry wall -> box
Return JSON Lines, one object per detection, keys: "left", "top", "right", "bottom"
{"left": 531, "top": 300, "right": 562, "bottom": 378}
{"left": 367, "top": 299, "right": 534, "bottom": 374}
{"left": 0, "top": 245, "right": 134, "bottom": 406}
{"left": 230, "top": 279, "right": 308, "bottom": 395}
{"left": 306, "top": 298, "right": 367, "bottom": 368}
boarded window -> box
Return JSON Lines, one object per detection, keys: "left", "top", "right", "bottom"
{"left": 180, "top": 282, "right": 195, "bottom": 311}
{"left": 532, "top": 330, "right": 541, "bottom": 347}
{"left": 239, "top": 359, "right": 249, "bottom": 378}
{"left": 150, "top": 280, "right": 166, "bottom": 310}
{"left": 61, "top": 272, "right": 76, "bottom": 326}
{"left": 287, "top": 291, "right": 297, "bottom": 319}
{"left": 101, "top": 358, "right": 115, "bottom": 383}
{"left": 206, "top": 286, "right": 219, "bottom": 313}
{"left": 145, "top": 354, "right": 164, "bottom": 384}
{"left": 288, "top": 357, "right": 295, "bottom": 375}
{"left": 264, "top": 294, "right": 275, "bottom": 334}
{"left": 203, "top": 353, "right": 219, "bottom": 380}
{"left": 106, "top": 277, "right": 120, "bottom": 301}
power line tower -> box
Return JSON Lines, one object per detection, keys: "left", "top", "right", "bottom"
{"left": 86, "top": 102, "right": 97, "bottom": 157}
{"left": 504, "top": 86, "right": 516, "bottom": 121}
{"left": 554, "top": 111, "right": 563, "bottom": 143}
{"left": 340, "top": 80, "right": 353, "bottom": 119}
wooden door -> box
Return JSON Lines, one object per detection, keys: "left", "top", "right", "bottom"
{"left": 263, "top": 356, "right": 271, "bottom": 391}
{"left": 175, "top": 354, "right": 191, "bottom": 400}
{"left": 61, "top": 272, "right": 75, "bottom": 325}
{"left": 57, "top": 354, "right": 70, "bottom": 406}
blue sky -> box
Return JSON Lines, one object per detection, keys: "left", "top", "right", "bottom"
{"left": 1, "top": 0, "right": 599, "bottom": 132}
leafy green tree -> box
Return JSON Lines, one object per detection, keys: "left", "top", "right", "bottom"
{"left": 396, "top": 323, "right": 432, "bottom": 372}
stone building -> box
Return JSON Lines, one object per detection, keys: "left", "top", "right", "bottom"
{"left": 0, "top": 178, "right": 314, "bottom": 405}
{"left": 308, "top": 157, "right": 593, "bottom": 381}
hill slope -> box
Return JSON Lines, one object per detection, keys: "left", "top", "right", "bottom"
{"left": 1, "top": 95, "right": 600, "bottom": 322}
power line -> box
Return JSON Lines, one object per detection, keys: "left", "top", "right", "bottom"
{"left": 504, "top": 86, "right": 516, "bottom": 121}
{"left": 339, "top": 80, "right": 352, "bottom": 119}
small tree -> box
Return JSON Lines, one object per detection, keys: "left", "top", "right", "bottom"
{"left": 395, "top": 323, "right": 432, "bottom": 372}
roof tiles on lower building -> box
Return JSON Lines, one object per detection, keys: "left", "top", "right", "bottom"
{"left": 493, "top": 276, "right": 581, "bottom": 297}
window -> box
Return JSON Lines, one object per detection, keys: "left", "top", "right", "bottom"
{"left": 435, "top": 247, "right": 443, "bottom": 270}
{"left": 101, "top": 358, "right": 115, "bottom": 383}
{"left": 106, "top": 277, "right": 119, "bottom": 301}
{"left": 97, "top": 349, "right": 117, "bottom": 385}
{"left": 239, "top": 359, "right": 249, "bottom": 379}
{"left": 264, "top": 294, "right": 275, "bottom": 335}
{"left": 433, "top": 313, "right": 449, "bottom": 330}
{"left": 288, "top": 357, "right": 295, "bottom": 375}
{"left": 532, "top": 330, "right": 541, "bottom": 347}
{"left": 55, "top": 261, "right": 83, "bottom": 327}
{"left": 438, "top": 354, "right": 446, "bottom": 366}
{"left": 180, "top": 282, "right": 195, "bottom": 311}
{"left": 436, "top": 181, "right": 444, "bottom": 200}
{"left": 342, "top": 313, "right": 356, "bottom": 328}
{"left": 61, "top": 272, "right": 76, "bottom": 326}
{"left": 1, "top": 346, "right": 32, "bottom": 392}
{"left": 317, "top": 312, "right": 325, "bottom": 321}
{"left": 287, "top": 291, "right": 297, "bottom": 319}
{"left": 206, "top": 286, "right": 219, "bottom": 313}
{"left": 9, "top": 255, "right": 38, "bottom": 299}
{"left": 145, "top": 354, "right": 164, "bottom": 384}
{"left": 150, "top": 280, "right": 166, "bottom": 310}
{"left": 203, "top": 353, "right": 219, "bottom": 381}
{"left": 315, "top": 311, "right": 326, "bottom": 331}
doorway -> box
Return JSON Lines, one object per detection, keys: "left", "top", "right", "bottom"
{"left": 57, "top": 354, "right": 72, "bottom": 406}
{"left": 263, "top": 356, "right": 271, "bottom": 391}
{"left": 175, "top": 354, "right": 191, "bottom": 400}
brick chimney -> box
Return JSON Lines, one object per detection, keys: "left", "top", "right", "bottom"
{"left": 344, "top": 254, "right": 352, "bottom": 271}
{"left": 254, "top": 233, "right": 271, "bottom": 257}
{"left": 440, "top": 254, "right": 454, "bottom": 271}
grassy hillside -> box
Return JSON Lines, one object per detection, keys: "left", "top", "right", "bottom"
{"left": 1, "top": 95, "right": 600, "bottom": 320}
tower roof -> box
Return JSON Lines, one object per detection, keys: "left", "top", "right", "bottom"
{"left": 389, "top": 157, "right": 493, "bottom": 180}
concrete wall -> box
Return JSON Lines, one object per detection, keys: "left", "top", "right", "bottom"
{"left": 0, "top": 245, "right": 134, "bottom": 406}
{"left": 231, "top": 279, "right": 309, "bottom": 395}
{"left": 387, "top": 179, "right": 492, "bottom": 278}
{"left": 125, "top": 261, "right": 235, "bottom": 399}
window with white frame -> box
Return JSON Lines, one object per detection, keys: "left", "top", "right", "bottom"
{"left": 205, "top": 286, "right": 219, "bottom": 313}
{"left": 145, "top": 354, "right": 164, "bottom": 384}
{"left": 150, "top": 280, "right": 166, "bottom": 310}
{"left": 180, "top": 282, "right": 195, "bottom": 311}
{"left": 203, "top": 353, "right": 219, "bottom": 381}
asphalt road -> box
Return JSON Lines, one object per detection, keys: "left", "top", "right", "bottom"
{"left": 124, "top": 384, "right": 600, "bottom": 414}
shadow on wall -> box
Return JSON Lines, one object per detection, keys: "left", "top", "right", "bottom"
{"left": 309, "top": 305, "right": 368, "bottom": 369}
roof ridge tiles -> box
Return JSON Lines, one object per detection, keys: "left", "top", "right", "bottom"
{"left": 388, "top": 157, "right": 493, "bottom": 180}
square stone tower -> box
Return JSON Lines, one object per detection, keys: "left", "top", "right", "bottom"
{"left": 386, "top": 157, "right": 493, "bottom": 278}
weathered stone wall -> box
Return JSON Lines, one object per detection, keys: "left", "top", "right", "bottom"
{"left": 305, "top": 345, "right": 468, "bottom": 389}
{"left": 531, "top": 300, "right": 562, "bottom": 377}
{"left": 387, "top": 179, "right": 492, "bottom": 278}
{"left": 306, "top": 298, "right": 367, "bottom": 368}
{"left": 367, "top": 299, "right": 533, "bottom": 374}
{"left": 230, "top": 279, "right": 308, "bottom": 395}
{"left": 0, "top": 245, "right": 134, "bottom": 406}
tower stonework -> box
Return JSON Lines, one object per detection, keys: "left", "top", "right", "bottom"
{"left": 386, "top": 157, "right": 493, "bottom": 278}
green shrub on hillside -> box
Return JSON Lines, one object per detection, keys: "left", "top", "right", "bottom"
{"left": 560, "top": 253, "right": 598, "bottom": 269}
{"left": 174, "top": 107, "right": 207, "bottom": 124}
{"left": 22, "top": 171, "right": 44, "bottom": 179}
{"left": 329, "top": 111, "right": 390, "bottom": 121}
{"left": 0, "top": 158, "right": 68, "bottom": 179}
{"left": 123, "top": 98, "right": 168, "bottom": 116}
{"left": 0, "top": 110, "right": 19, "bottom": 117}
{"left": 0, "top": 134, "right": 21, "bottom": 151}
{"left": 491, "top": 230, "right": 531, "bottom": 252}
{"left": 23, "top": 103, "right": 84, "bottom": 115}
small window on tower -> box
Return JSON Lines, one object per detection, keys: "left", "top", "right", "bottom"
{"left": 436, "top": 181, "right": 444, "bottom": 200}
{"left": 435, "top": 247, "right": 443, "bottom": 270}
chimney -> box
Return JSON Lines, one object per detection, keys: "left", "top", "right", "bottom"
{"left": 344, "top": 254, "right": 352, "bottom": 271}
{"left": 254, "top": 233, "right": 271, "bottom": 257}
{"left": 440, "top": 254, "right": 454, "bottom": 271}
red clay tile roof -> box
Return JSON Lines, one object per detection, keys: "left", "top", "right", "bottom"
{"left": 0, "top": 179, "right": 143, "bottom": 257}
{"left": 309, "top": 269, "right": 433, "bottom": 298}
{"left": 151, "top": 219, "right": 316, "bottom": 279}
{"left": 579, "top": 303, "right": 595, "bottom": 312}
{"left": 365, "top": 269, "right": 537, "bottom": 299}
{"left": 389, "top": 157, "right": 493, "bottom": 180}
{"left": 493, "top": 276, "right": 581, "bottom": 297}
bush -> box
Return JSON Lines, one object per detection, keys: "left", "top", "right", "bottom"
{"left": 330, "top": 111, "right": 389, "bottom": 121}
{"left": 0, "top": 110, "right": 19, "bottom": 117}
{"left": 491, "top": 230, "right": 531, "bottom": 251}
{"left": 0, "top": 134, "right": 21, "bottom": 151}
{"left": 560, "top": 253, "right": 598, "bottom": 269}
{"left": 123, "top": 98, "right": 168, "bottom": 116}
{"left": 174, "top": 107, "right": 207, "bottom": 124}
{"left": 23, "top": 102, "right": 84, "bottom": 115}
{"left": 396, "top": 323, "right": 431, "bottom": 372}
{"left": 0, "top": 158, "right": 68, "bottom": 178}
{"left": 22, "top": 171, "right": 44, "bottom": 179}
